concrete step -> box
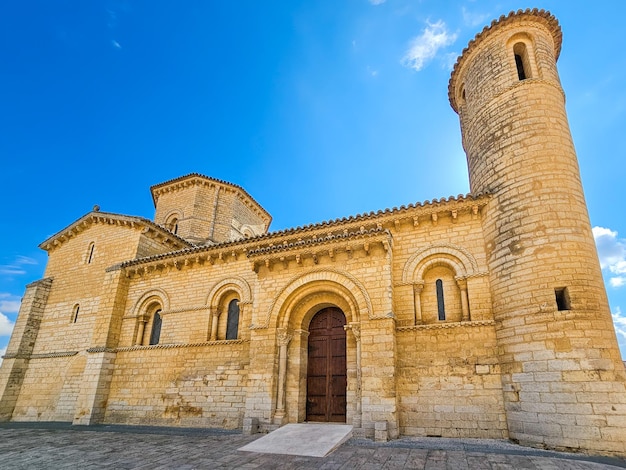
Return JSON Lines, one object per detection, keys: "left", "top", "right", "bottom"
{"left": 238, "top": 423, "right": 353, "bottom": 457}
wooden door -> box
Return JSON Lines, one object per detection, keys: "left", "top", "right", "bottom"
{"left": 306, "top": 307, "right": 347, "bottom": 422}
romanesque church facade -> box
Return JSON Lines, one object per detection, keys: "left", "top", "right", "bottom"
{"left": 1, "top": 9, "right": 625, "bottom": 456}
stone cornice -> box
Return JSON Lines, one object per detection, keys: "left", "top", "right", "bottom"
{"left": 396, "top": 320, "right": 495, "bottom": 332}
{"left": 3, "top": 351, "right": 78, "bottom": 360}
{"left": 150, "top": 173, "right": 272, "bottom": 231}
{"left": 449, "top": 8, "right": 561, "bottom": 111}
{"left": 118, "top": 192, "right": 488, "bottom": 278}
{"left": 248, "top": 228, "right": 392, "bottom": 273}
{"left": 254, "top": 191, "right": 489, "bottom": 242}
{"left": 116, "top": 339, "right": 249, "bottom": 351}
{"left": 39, "top": 211, "right": 193, "bottom": 253}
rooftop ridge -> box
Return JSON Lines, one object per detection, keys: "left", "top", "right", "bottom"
{"left": 119, "top": 190, "right": 490, "bottom": 268}
{"left": 39, "top": 211, "right": 193, "bottom": 252}
{"left": 149, "top": 173, "right": 272, "bottom": 225}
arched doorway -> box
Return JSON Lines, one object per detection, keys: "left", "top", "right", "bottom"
{"left": 306, "top": 307, "right": 347, "bottom": 422}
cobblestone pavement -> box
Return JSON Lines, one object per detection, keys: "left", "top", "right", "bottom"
{"left": 0, "top": 423, "right": 624, "bottom": 469}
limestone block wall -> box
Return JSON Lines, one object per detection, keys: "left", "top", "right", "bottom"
{"left": 396, "top": 324, "right": 507, "bottom": 438}
{"left": 12, "top": 354, "right": 86, "bottom": 422}
{"left": 154, "top": 183, "right": 215, "bottom": 241}
{"left": 104, "top": 343, "right": 249, "bottom": 428}
{"left": 36, "top": 225, "right": 144, "bottom": 354}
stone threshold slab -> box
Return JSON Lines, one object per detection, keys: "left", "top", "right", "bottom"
{"left": 238, "top": 423, "right": 353, "bottom": 457}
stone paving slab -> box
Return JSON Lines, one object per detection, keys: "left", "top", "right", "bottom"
{"left": 0, "top": 423, "right": 624, "bottom": 469}
{"left": 238, "top": 423, "right": 353, "bottom": 457}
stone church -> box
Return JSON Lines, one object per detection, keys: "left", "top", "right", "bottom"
{"left": 1, "top": 9, "right": 625, "bottom": 456}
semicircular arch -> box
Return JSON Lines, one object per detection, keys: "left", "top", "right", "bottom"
{"left": 402, "top": 243, "right": 478, "bottom": 283}
{"left": 264, "top": 269, "right": 372, "bottom": 330}
{"left": 206, "top": 276, "right": 252, "bottom": 309}
{"left": 132, "top": 288, "right": 170, "bottom": 317}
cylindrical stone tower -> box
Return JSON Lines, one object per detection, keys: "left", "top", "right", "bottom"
{"left": 449, "top": 9, "right": 626, "bottom": 455}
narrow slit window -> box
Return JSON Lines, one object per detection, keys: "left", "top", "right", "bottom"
{"left": 226, "top": 299, "right": 240, "bottom": 340}
{"left": 436, "top": 279, "right": 446, "bottom": 321}
{"left": 555, "top": 287, "right": 570, "bottom": 311}
{"left": 87, "top": 242, "right": 95, "bottom": 264}
{"left": 149, "top": 310, "right": 162, "bottom": 345}
{"left": 71, "top": 304, "right": 80, "bottom": 323}
{"left": 515, "top": 54, "right": 526, "bottom": 80}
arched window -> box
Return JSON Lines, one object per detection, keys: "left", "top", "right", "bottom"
{"left": 436, "top": 279, "right": 446, "bottom": 321}
{"left": 87, "top": 242, "right": 95, "bottom": 264}
{"left": 71, "top": 304, "right": 80, "bottom": 323}
{"left": 165, "top": 215, "right": 179, "bottom": 235}
{"left": 225, "top": 299, "right": 240, "bottom": 340}
{"left": 149, "top": 310, "right": 162, "bottom": 345}
{"left": 513, "top": 42, "right": 531, "bottom": 80}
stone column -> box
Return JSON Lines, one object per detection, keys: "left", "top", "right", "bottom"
{"left": 273, "top": 328, "right": 292, "bottom": 424}
{"left": 135, "top": 315, "right": 148, "bottom": 345}
{"left": 345, "top": 322, "right": 362, "bottom": 428}
{"left": 456, "top": 278, "right": 470, "bottom": 321}
{"left": 209, "top": 308, "right": 220, "bottom": 341}
{"left": 412, "top": 282, "right": 424, "bottom": 325}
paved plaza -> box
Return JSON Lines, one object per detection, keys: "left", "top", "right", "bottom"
{"left": 0, "top": 422, "right": 624, "bottom": 469}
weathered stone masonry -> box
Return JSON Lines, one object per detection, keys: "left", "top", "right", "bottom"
{"left": 0, "top": 9, "right": 624, "bottom": 457}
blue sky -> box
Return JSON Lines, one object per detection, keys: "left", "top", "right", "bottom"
{"left": 1, "top": 0, "right": 625, "bottom": 361}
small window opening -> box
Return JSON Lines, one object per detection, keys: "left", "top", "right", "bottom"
{"left": 149, "top": 310, "right": 162, "bottom": 345}
{"left": 513, "top": 42, "right": 531, "bottom": 81}
{"left": 87, "top": 243, "right": 95, "bottom": 264}
{"left": 226, "top": 299, "right": 240, "bottom": 340}
{"left": 166, "top": 217, "right": 179, "bottom": 235}
{"left": 436, "top": 279, "right": 446, "bottom": 321}
{"left": 515, "top": 54, "right": 526, "bottom": 80}
{"left": 71, "top": 304, "right": 80, "bottom": 323}
{"left": 555, "top": 287, "right": 571, "bottom": 311}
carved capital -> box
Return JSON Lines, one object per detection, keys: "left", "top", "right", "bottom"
{"left": 413, "top": 282, "right": 425, "bottom": 294}
{"left": 344, "top": 322, "right": 361, "bottom": 341}
{"left": 277, "top": 328, "right": 293, "bottom": 346}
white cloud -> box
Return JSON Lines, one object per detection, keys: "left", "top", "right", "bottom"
{"left": 402, "top": 20, "right": 457, "bottom": 72}
{"left": 462, "top": 7, "right": 489, "bottom": 27}
{"left": 369, "top": 0, "right": 386, "bottom": 5}
{"left": 0, "top": 255, "right": 39, "bottom": 278}
{"left": 613, "top": 307, "right": 626, "bottom": 344}
{"left": 0, "top": 300, "right": 20, "bottom": 313}
{"left": 611, "top": 277, "right": 626, "bottom": 288}
{"left": 112, "top": 40, "right": 122, "bottom": 49}
{"left": 0, "top": 347, "right": 5, "bottom": 366}
{"left": 15, "top": 256, "right": 37, "bottom": 265}
{"left": 0, "top": 266, "right": 26, "bottom": 275}
{"left": 0, "top": 312, "right": 15, "bottom": 337}
{"left": 593, "top": 226, "right": 626, "bottom": 288}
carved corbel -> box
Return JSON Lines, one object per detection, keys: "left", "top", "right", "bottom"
{"left": 431, "top": 213, "right": 438, "bottom": 225}
{"left": 413, "top": 216, "right": 419, "bottom": 227}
